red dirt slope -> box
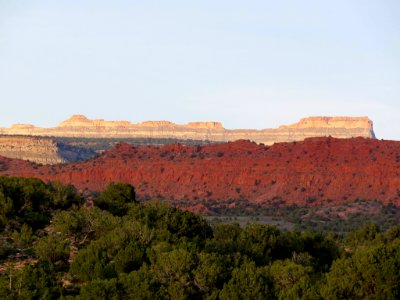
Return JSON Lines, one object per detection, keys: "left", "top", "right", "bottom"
{"left": 0, "top": 137, "right": 399, "bottom": 207}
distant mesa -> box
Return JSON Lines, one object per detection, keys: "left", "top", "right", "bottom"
{"left": 0, "top": 115, "right": 376, "bottom": 144}
{"left": 58, "top": 114, "right": 133, "bottom": 128}
{"left": 58, "top": 115, "right": 224, "bottom": 130}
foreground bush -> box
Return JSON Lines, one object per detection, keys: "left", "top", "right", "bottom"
{"left": 0, "top": 176, "right": 399, "bottom": 299}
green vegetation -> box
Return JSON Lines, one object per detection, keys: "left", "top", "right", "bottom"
{"left": 52, "top": 136, "right": 219, "bottom": 153}
{"left": 94, "top": 182, "right": 136, "bottom": 216}
{"left": 0, "top": 176, "right": 400, "bottom": 299}
{"left": 200, "top": 199, "right": 400, "bottom": 234}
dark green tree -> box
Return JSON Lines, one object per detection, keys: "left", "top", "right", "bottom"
{"left": 270, "top": 259, "right": 318, "bottom": 299}
{"left": 219, "top": 260, "right": 272, "bottom": 300}
{"left": 77, "top": 278, "right": 122, "bottom": 300}
{"left": 119, "top": 265, "right": 161, "bottom": 299}
{"left": 322, "top": 240, "right": 400, "bottom": 299}
{"left": 35, "top": 233, "right": 70, "bottom": 269}
{"left": 94, "top": 183, "right": 136, "bottom": 216}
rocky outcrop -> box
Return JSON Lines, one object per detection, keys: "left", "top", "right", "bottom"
{"left": 1, "top": 137, "right": 399, "bottom": 207}
{"left": 0, "top": 115, "right": 375, "bottom": 145}
{"left": 0, "top": 136, "right": 95, "bottom": 164}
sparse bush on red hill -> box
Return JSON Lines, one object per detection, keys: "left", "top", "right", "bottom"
{"left": 0, "top": 137, "right": 399, "bottom": 207}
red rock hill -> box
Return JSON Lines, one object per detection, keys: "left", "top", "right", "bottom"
{"left": 0, "top": 137, "right": 399, "bottom": 207}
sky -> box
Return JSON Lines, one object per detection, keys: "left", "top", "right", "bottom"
{"left": 0, "top": 0, "right": 399, "bottom": 139}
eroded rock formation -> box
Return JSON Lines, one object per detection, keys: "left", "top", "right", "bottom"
{"left": 0, "top": 115, "right": 375, "bottom": 144}
{"left": 0, "top": 136, "right": 95, "bottom": 164}
{"left": 1, "top": 137, "right": 399, "bottom": 207}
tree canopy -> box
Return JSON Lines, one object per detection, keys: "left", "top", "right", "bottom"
{"left": 0, "top": 176, "right": 399, "bottom": 299}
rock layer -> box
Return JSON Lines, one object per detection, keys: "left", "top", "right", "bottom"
{"left": 0, "top": 115, "right": 375, "bottom": 145}
{"left": 0, "top": 137, "right": 399, "bottom": 207}
{"left": 0, "top": 136, "right": 95, "bottom": 164}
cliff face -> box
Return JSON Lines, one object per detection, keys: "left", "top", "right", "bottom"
{"left": 0, "top": 136, "right": 95, "bottom": 164}
{"left": 1, "top": 137, "right": 399, "bottom": 207}
{"left": 0, "top": 115, "right": 375, "bottom": 145}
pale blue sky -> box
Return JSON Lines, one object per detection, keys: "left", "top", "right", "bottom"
{"left": 0, "top": 0, "right": 399, "bottom": 139}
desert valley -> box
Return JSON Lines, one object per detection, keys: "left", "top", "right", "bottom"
{"left": 1, "top": 114, "right": 400, "bottom": 298}
{"left": 2, "top": 1, "right": 399, "bottom": 298}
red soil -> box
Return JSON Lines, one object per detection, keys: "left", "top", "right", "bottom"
{"left": 0, "top": 137, "right": 399, "bottom": 207}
